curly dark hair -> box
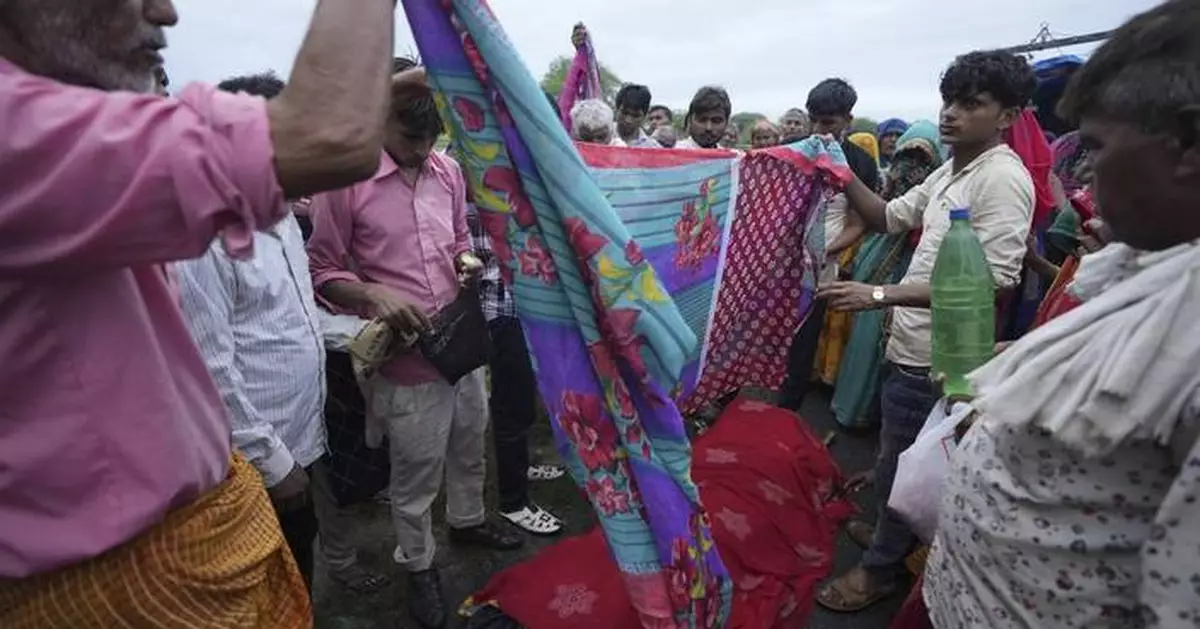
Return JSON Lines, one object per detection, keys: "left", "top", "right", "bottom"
{"left": 687, "top": 86, "right": 731, "bottom": 120}
{"left": 1058, "top": 0, "right": 1200, "bottom": 135}
{"left": 939, "top": 51, "right": 1036, "bottom": 110}
{"left": 615, "top": 84, "right": 652, "bottom": 114}
{"left": 806, "top": 78, "right": 857, "bottom": 118}
{"left": 217, "top": 72, "right": 285, "bottom": 100}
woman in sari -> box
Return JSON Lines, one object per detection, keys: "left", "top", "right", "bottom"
{"left": 829, "top": 121, "right": 944, "bottom": 428}
{"left": 812, "top": 131, "right": 883, "bottom": 386}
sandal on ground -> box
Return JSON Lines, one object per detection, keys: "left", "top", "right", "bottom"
{"left": 500, "top": 504, "right": 563, "bottom": 536}
{"left": 526, "top": 464, "right": 566, "bottom": 482}
{"left": 816, "top": 566, "right": 897, "bottom": 613}
{"left": 330, "top": 564, "right": 391, "bottom": 594}
{"left": 845, "top": 520, "right": 875, "bottom": 549}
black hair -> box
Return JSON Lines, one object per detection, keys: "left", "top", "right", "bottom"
{"left": 393, "top": 56, "right": 419, "bottom": 73}
{"left": 939, "top": 51, "right": 1036, "bottom": 110}
{"left": 615, "top": 84, "right": 652, "bottom": 113}
{"left": 545, "top": 91, "right": 562, "bottom": 119}
{"left": 1058, "top": 0, "right": 1200, "bottom": 136}
{"left": 393, "top": 82, "right": 443, "bottom": 139}
{"left": 649, "top": 104, "right": 673, "bottom": 121}
{"left": 154, "top": 67, "right": 169, "bottom": 90}
{"left": 217, "top": 72, "right": 285, "bottom": 99}
{"left": 806, "top": 78, "right": 857, "bottom": 117}
{"left": 687, "top": 86, "right": 731, "bottom": 120}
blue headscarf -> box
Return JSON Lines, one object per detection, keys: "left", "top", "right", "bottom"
{"left": 877, "top": 118, "right": 910, "bottom": 168}
{"left": 877, "top": 118, "right": 909, "bottom": 139}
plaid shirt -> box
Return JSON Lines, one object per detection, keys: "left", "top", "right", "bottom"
{"left": 466, "top": 204, "right": 517, "bottom": 322}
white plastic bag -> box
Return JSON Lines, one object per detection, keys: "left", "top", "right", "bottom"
{"left": 887, "top": 400, "right": 974, "bottom": 544}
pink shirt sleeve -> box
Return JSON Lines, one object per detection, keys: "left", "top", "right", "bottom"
{"left": 306, "top": 188, "right": 363, "bottom": 291}
{"left": 0, "top": 64, "right": 284, "bottom": 279}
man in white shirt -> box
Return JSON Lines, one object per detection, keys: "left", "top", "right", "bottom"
{"left": 613, "top": 83, "right": 661, "bottom": 148}
{"left": 814, "top": 50, "right": 1037, "bottom": 613}
{"left": 175, "top": 73, "right": 328, "bottom": 589}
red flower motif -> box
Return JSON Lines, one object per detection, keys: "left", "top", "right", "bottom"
{"left": 699, "top": 178, "right": 712, "bottom": 198}
{"left": 517, "top": 234, "right": 557, "bottom": 285}
{"left": 624, "top": 422, "right": 643, "bottom": 446}
{"left": 587, "top": 342, "right": 637, "bottom": 418}
{"left": 492, "top": 94, "right": 514, "bottom": 128}
{"left": 482, "top": 166, "right": 536, "bottom": 228}
{"left": 675, "top": 212, "right": 720, "bottom": 271}
{"left": 559, "top": 391, "right": 617, "bottom": 471}
{"left": 586, "top": 476, "right": 631, "bottom": 516}
{"left": 564, "top": 217, "right": 608, "bottom": 261}
{"left": 624, "top": 240, "right": 646, "bottom": 266}
{"left": 461, "top": 34, "right": 489, "bottom": 84}
{"left": 667, "top": 541, "right": 695, "bottom": 609}
{"left": 597, "top": 307, "right": 649, "bottom": 382}
{"left": 453, "top": 96, "right": 485, "bottom": 133}
{"left": 695, "top": 214, "right": 720, "bottom": 255}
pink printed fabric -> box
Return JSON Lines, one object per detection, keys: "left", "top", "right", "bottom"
{"left": 682, "top": 152, "right": 830, "bottom": 415}
{"left": 556, "top": 35, "right": 602, "bottom": 131}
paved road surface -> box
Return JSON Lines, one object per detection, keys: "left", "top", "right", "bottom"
{"left": 312, "top": 387, "right": 904, "bottom": 628}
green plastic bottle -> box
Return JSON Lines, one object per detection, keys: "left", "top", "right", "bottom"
{"left": 931, "top": 207, "right": 995, "bottom": 398}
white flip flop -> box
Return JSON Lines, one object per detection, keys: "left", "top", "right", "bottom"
{"left": 500, "top": 505, "right": 563, "bottom": 536}
{"left": 527, "top": 464, "right": 566, "bottom": 481}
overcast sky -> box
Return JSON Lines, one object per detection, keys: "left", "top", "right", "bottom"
{"left": 169, "top": 0, "right": 1156, "bottom": 122}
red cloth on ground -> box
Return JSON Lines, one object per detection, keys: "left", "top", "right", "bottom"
{"left": 889, "top": 575, "right": 935, "bottom": 629}
{"left": 1004, "top": 110, "right": 1056, "bottom": 230}
{"left": 468, "top": 398, "right": 856, "bottom": 628}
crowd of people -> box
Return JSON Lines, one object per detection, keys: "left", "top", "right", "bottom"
{"left": 2, "top": 1, "right": 1200, "bottom": 629}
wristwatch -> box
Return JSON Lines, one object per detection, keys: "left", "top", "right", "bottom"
{"left": 872, "top": 286, "right": 886, "bottom": 304}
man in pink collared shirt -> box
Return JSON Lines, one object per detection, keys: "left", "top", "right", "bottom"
{"left": 307, "top": 68, "right": 523, "bottom": 629}
{"left": 0, "top": 1, "right": 397, "bottom": 627}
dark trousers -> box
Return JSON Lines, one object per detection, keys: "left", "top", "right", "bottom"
{"left": 487, "top": 317, "right": 538, "bottom": 513}
{"left": 276, "top": 467, "right": 319, "bottom": 591}
{"left": 778, "top": 298, "right": 829, "bottom": 411}
{"left": 861, "top": 364, "right": 938, "bottom": 584}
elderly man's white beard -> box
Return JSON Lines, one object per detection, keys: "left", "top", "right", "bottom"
{"left": 2, "top": 8, "right": 163, "bottom": 94}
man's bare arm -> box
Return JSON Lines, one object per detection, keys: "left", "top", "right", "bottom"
{"left": 842, "top": 176, "right": 890, "bottom": 233}
{"left": 320, "top": 280, "right": 376, "bottom": 313}
{"left": 268, "top": 0, "right": 396, "bottom": 198}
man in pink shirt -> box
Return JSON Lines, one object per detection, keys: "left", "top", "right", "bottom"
{"left": 0, "top": 1, "right": 397, "bottom": 627}
{"left": 308, "top": 67, "right": 523, "bottom": 629}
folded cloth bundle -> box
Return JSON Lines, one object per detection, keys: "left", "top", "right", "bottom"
{"left": 348, "top": 319, "right": 418, "bottom": 449}
{"left": 347, "top": 319, "right": 419, "bottom": 385}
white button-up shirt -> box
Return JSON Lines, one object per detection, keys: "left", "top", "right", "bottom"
{"left": 883, "top": 144, "right": 1034, "bottom": 368}
{"left": 175, "top": 214, "right": 328, "bottom": 487}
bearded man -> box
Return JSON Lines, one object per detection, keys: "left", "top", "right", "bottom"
{"left": 0, "top": 1, "right": 398, "bottom": 627}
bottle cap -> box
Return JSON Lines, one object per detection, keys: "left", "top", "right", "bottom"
{"left": 949, "top": 208, "right": 970, "bottom": 221}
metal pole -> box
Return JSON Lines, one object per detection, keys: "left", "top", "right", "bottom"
{"left": 997, "top": 31, "right": 1113, "bottom": 54}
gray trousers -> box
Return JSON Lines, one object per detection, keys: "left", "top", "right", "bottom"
{"left": 373, "top": 369, "right": 488, "bottom": 572}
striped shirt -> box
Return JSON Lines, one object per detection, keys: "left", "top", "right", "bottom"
{"left": 175, "top": 214, "right": 328, "bottom": 487}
